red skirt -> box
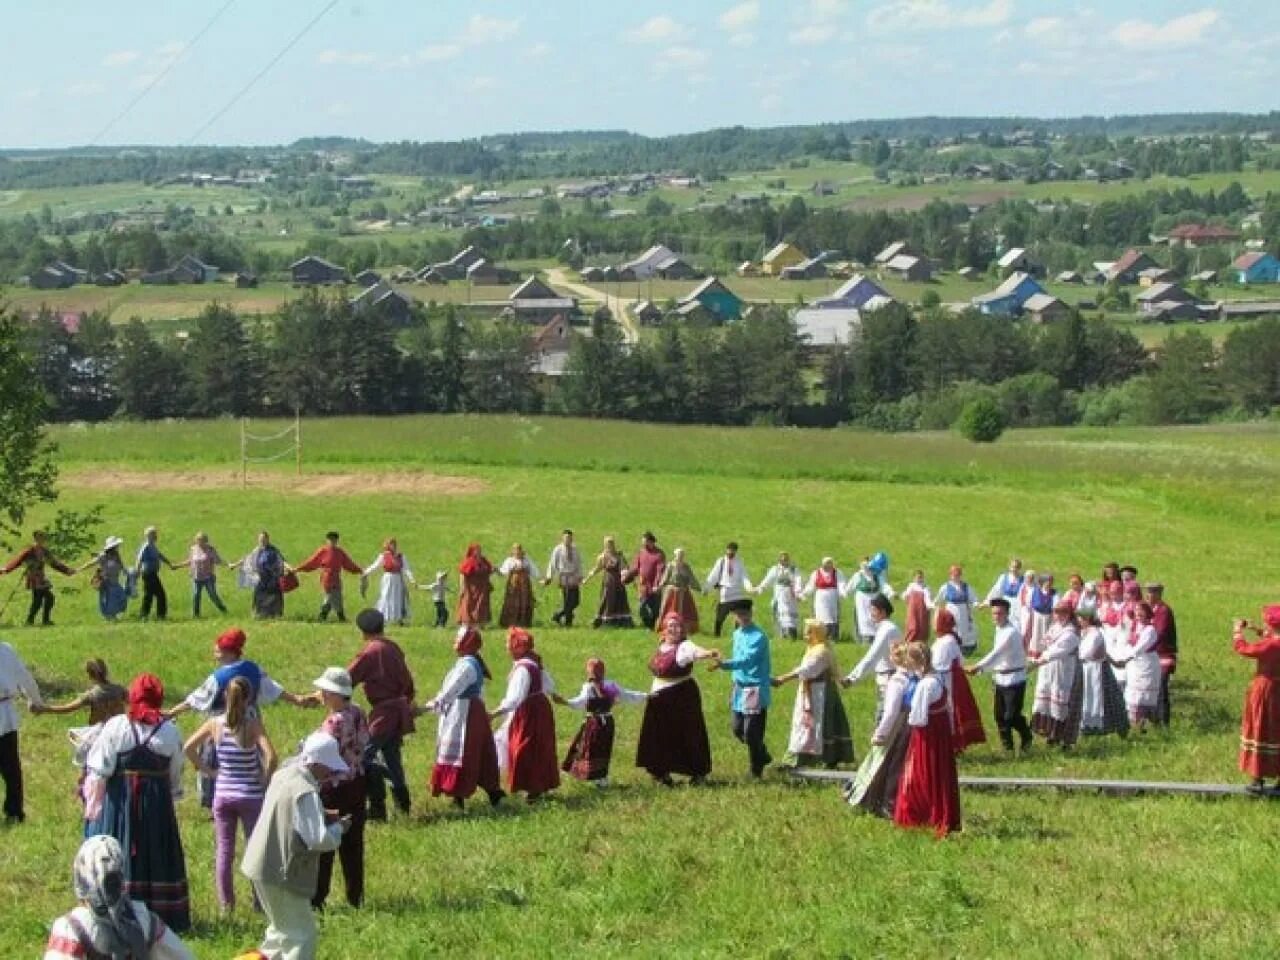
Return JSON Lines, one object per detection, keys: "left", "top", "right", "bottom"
{"left": 431, "top": 699, "right": 500, "bottom": 800}
{"left": 1240, "top": 675, "right": 1280, "bottom": 779}
{"left": 657, "top": 588, "right": 700, "bottom": 635}
{"left": 893, "top": 705, "right": 962, "bottom": 837}
{"left": 562, "top": 713, "right": 615, "bottom": 781}
{"left": 949, "top": 664, "right": 987, "bottom": 753}
{"left": 507, "top": 696, "right": 560, "bottom": 795}
{"left": 456, "top": 575, "right": 492, "bottom": 625}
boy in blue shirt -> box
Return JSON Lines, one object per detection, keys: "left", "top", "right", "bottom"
{"left": 713, "top": 598, "right": 773, "bottom": 778}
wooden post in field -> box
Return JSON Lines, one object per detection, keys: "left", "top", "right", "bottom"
{"left": 295, "top": 408, "right": 302, "bottom": 477}
{"left": 240, "top": 418, "right": 247, "bottom": 488}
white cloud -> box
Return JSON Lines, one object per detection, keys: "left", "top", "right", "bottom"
{"left": 317, "top": 49, "right": 377, "bottom": 66}
{"left": 1025, "top": 16, "right": 1061, "bottom": 37}
{"left": 867, "top": 0, "right": 1013, "bottom": 33}
{"left": 1110, "top": 9, "right": 1220, "bottom": 50}
{"left": 66, "top": 81, "right": 105, "bottom": 97}
{"left": 811, "top": 0, "right": 849, "bottom": 16}
{"left": 657, "top": 45, "right": 710, "bottom": 69}
{"left": 627, "top": 15, "right": 684, "bottom": 43}
{"left": 157, "top": 41, "right": 186, "bottom": 57}
{"left": 719, "top": 1, "right": 760, "bottom": 31}
{"left": 790, "top": 24, "right": 836, "bottom": 45}
{"left": 460, "top": 14, "right": 521, "bottom": 45}
{"left": 102, "top": 50, "right": 139, "bottom": 68}
{"left": 417, "top": 43, "right": 462, "bottom": 63}
{"left": 728, "top": 31, "right": 756, "bottom": 47}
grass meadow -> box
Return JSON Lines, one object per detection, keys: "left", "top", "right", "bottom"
{"left": 4, "top": 415, "right": 1280, "bottom": 958}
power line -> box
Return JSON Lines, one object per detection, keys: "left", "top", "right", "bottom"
{"left": 88, "top": 0, "right": 237, "bottom": 146}
{"left": 186, "top": 0, "right": 340, "bottom": 146}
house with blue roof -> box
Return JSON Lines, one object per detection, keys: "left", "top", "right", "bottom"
{"left": 972, "top": 271, "right": 1045, "bottom": 316}
{"left": 813, "top": 273, "right": 893, "bottom": 310}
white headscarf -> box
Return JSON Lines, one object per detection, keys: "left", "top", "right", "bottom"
{"left": 72, "top": 835, "right": 148, "bottom": 959}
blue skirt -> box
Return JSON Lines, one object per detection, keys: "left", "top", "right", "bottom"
{"left": 98, "top": 583, "right": 128, "bottom": 618}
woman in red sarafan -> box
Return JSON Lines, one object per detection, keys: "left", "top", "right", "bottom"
{"left": 421, "top": 627, "right": 503, "bottom": 809}
{"left": 893, "top": 641, "right": 962, "bottom": 837}
{"left": 490, "top": 628, "right": 560, "bottom": 801}
{"left": 931, "top": 609, "right": 986, "bottom": 753}
{"left": 456, "top": 543, "right": 494, "bottom": 626}
{"left": 1235, "top": 605, "right": 1280, "bottom": 793}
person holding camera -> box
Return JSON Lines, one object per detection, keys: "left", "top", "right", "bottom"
{"left": 1234, "top": 607, "right": 1280, "bottom": 794}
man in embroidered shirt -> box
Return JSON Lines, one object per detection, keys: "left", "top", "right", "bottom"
{"left": 629, "top": 531, "right": 667, "bottom": 630}
{"left": 1146, "top": 583, "right": 1177, "bottom": 727}
{"left": 968, "top": 598, "right": 1032, "bottom": 752}
{"left": 704, "top": 542, "right": 754, "bottom": 638}
{"left": 2, "top": 530, "right": 74, "bottom": 626}
{"left": 843, "top": 594, "right": 902, "bottom": 724}
{"left": 542, "top": 529, "right": 583, "bottom": 628}
{"left": 713, "top": 598, "right": 773, "bottom": 778}
{"left": 0, "top": 641, "right": 43, "bottom": 822}
{"left": 295, "top": 531, "right": 363, "bottom": 622}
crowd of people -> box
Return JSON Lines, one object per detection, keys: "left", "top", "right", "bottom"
{"left": 2, "top": 523, "right": 1277, "bottom": 959}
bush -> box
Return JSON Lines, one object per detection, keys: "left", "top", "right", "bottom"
{"left": 1078, "top": 382, "right": 1143, "bottom": 426}
{"left": 919, "top": 289, "right": 942, "bottom": 308}
{"left": 919, "top": 381, "right": 994, "bottom": 430}
{"left": 956, "top": 396, "right": 1006, "bottom": 442}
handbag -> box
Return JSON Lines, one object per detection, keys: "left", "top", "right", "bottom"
{"left": 278, "top": 571, "right": 300, "bottom": 593}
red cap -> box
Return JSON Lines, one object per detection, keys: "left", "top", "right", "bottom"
{"left": 216, "top": 628, "right": 247, "bottom": 654}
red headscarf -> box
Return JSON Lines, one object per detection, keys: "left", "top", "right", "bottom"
{"left": 586, "top": 657, "right": 606, "bottom": 683}
{"left": 454, "top": 625, "right": 483, "bottom": 656}
{"left": 459, "top": 543, "right": 487, "bottom": 577}
{"left": 934, "top": 608, "right": 957, "bottom": 636}
{"left": 1264, "top": 605, "right": 1280, "bottom": 632}
{"left": 507, "top": 627, "right": 537, "bottom": 663}
{"left": 127, "top": 674, "right": 165, "bottom": 726}
{"left": 216, "top": 627, "right": 246, "bottom": 655}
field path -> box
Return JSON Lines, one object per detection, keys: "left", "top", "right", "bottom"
{"left": 64, "top": 468, "right": 489, "bottom": 497}
{"left": 545, "top": 267, "right": 639, "bottom": 342}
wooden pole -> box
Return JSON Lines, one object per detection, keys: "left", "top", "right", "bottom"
{"left": 240, "top": 418, "right": 247, "bottom": 488}
{"left": 295, "top": 408, "right": 302, "bottom": 477}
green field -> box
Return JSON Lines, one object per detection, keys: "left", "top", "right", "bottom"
{"left": 4, "top": 415, "right": 1280, "bottom": 958}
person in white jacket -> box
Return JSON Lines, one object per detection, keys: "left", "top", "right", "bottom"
{"left": 704, "top": 542, "right": 753, "bottom": 638}
{"left": 755, "top": 552, "right": 802, "bottom": 639}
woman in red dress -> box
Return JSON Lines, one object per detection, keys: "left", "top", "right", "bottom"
{"left": 490, "top": 628, "right": 560, "bottom": 801}
{"left": 1235, "top": 605, "right": 1280, "bottom": 793}
{"left": 421, "top": 627, "right": 503, "bottom": 809}
{"left": 456, "top": 543, "right": 494, "bottom": 626}
{"left": 931, "top": 609, "right": 986, "bottom": 752}
{"left": 893, "top": 641, "right": 962, "bottom": 837}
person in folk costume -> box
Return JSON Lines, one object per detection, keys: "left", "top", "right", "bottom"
{"left": 930, "top": 609, "right": 986, "bottom": 752}
{"left": 1015, "top": 570, "right": 1036, "bottom": 641}
{"left": 968, "top": 598, "right": 1033, "bottom": 753}
{"left": 1099, "top": 561, "right": 1122, "bottom": 595}
{"left": 456, "top": 543, "right": 494, "bottom": 627}
{"left": 1233, "top": 606, "right": 1280, "bottom": 794}
{"left": 294, "top": 531, "right": 362, "bottom": 623}
{"left": 542, "top": 529, "right": 584, "bottom": 628}
{"left": 554, "top": 657, "right": 647, "bottom": 788}
{"left": 234, "top": 531, "right": 287, "bottom": 620}
{"left": 935, "top": 565, "right": 979, "bottom": 655}
{"left": 1, "top": 528, "right": 74, "bottom": 626}
{"left": 496, "top": 543, "right": 540, "bottom": 629}
{"left": 842, "top": 594, "right": 903, "bottom": 727}
{"left": 1028, "top": 601, "right": 1084, "bottom": 749}
{"left": 772, "top": 619, "right": 855, "bottom": 769}
{"left": 1076, "top": 609, "right": 1129, "bottom": 739}
{"left": 1146, "top": 583, "right": 1178, "bottom": 727}
{"left": 0, "top": 640, "right": 44, "bottom": 824}
{"left": 843, "top": 641, "right": 914, "bottom": 817}
{"left": 307, "top": 667, "right": 370, "bottom": 910}
{"left": 703, "top": 541, "right": 754, "bottom": 638}
{"left": 799, "top": 557, "right": 846, "bottom": 642}
{"left": 490, "top": 628, "right": 560, "bottom": 802}
{"left": 174, "top": 531, "right": 227, "bottom": 618}
{"left": 657, "top": 547, "right": 703, "bottom": 635}
{"left": 33, "top": 658, "right": 127, "bottom": 813}
{"left": 84, "top": 674, "right": 190, "bottom": 932}
{"left": 418, "top": 627, "right": 504, "bottom": 810}
{"left": 851, "top": 553, "right": 893, "bottom": 643}
{"left": 901, "top": 570, "right": 934, "bottom": 645}
{"left": 43, "top": 835, "right": 195, "bottom": 960}
{"left": 240, "top": 732, "right": 351, "bottom": 960}
{"left": 182, "top": 677, "right": 278, "bottom": 916}
{"left": 347, "top": 609, "right": 416, "bottom": 821}
{"left": 1076, "top": 580, "right": 1100, "bottom": 620}
{"left": 583, "top": 535, "right": 635, "bottom": 628}
{"left": 754, "top": 551, "right": 801, "bottom": 640}
{"left": 422, "top": 570, "right": 451, "bottom": 628}
{"left": 635, "top": 612, "right": 719, "bottom": 786}
{"left": 1112, "top": 600, "right": 1162, "bottom": 733}
{"left": 628, "top": 531, "right": 667, "bottom": 630}
{"left": 77, "top": 536, "right": 129, "bottom": 621}
{"left": 1119, "top": 565, "right": 1140, "bottom": 589}
{"left": 1058, "top": 573, "right": 1085, "bottom": 615}
{"left": 1024, "top": 573, "right": 1056, "bottom": 656}
{"left": 1099, "top": 580, "right": 1129, "bottom": 695}
{"left": 362, "top": 537, "right": 416, "bottom": 627}
{"left": 892, "top": 641, "right": 962, "bottom": 838}
{"left": 981, "top": 558, "right": 1024, "bottom": 631}
{"left": 710, "top": 598, "right": 774, "bottom": 778}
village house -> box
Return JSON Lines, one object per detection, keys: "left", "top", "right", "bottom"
{"left": 1107, "top": 248, "right": 1161, "bottom": 285}
{"left": 1023, "top": 293, "right": 1070, "bottom": 324}
{"left": 791, "top": 306, "right": 860, "bottom": 352}
{"left": 95, "top": 269, "right": 128, "bottom": 287}
{"left": 349, "top": 281, "right": 415, "bottom": 325}
{"left": 1056, "top": 270, "right": 1083, "bottom": 284}
{"left": 761, "top": 242, "right": 807, "bottom": 276}
{"left": 424, "top": 245, "right": 486, "bottom": 281}
{"left": 28, "top": 260, "right": 87, "bottom": 289}
{"left": 1168, "top": 223, "right": 1241, "bottom": 248}
{"left": 873, "top": 240, "right": 919, "bottom": 266}
{"left": 1138, "top": 266, "right": 1179, "bottom": 287}
{"left": 997, "top": 247, "right": 1043, "bottom": 278}
{"left": 234, "top": 272, "right": 258, "bottom": 289}
{"left": 972, "top": 271, "right": 1046, "bottom": 317}
{"left": 881, "top": 253, "right": 932, "bottom": 283}
{"left": 529, "top": 315, "right": 578, "bottom": 378}
{"left": 354, "top": 269, "right": 382, "bottom": 288}
{"left": 1233, "top": 252, "right": 1280, "bottom": 284}
{"left": 957, "top": 266, "right": 980, "bottom": 281}
{"left": 1137, "top": 282, "right": 1200, "bottom": 320}
{"left": 812, "top": 273, "right": 893, "bottom": 311}
{"left": 779, "top": 254, "right": 829, "bottom": 281}
{"left": 290, "top": 255, "right": 348, "bottom": 285}
{"left": 1217, "top": 300, "right": 1280, "bottom": 321}
{"left": 620, "top": 244, "right": 699, "bottom": 280}
{"left": 504, "top": 275, "right": 579, "bottom": 324}
{"left": 466, "top": 258, "right": 520, "bottom": 285}
{"left": 632, "top": 300, "right": 664, "bottom": 326}
{"left": 675, "top": 277, "right": 743, "bottom": 324}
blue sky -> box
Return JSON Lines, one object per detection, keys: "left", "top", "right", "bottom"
{"left": 3, "top": 1, "right": 1277, "bottom": 148}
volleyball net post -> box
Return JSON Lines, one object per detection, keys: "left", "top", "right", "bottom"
{"left": 240, "top": 413, "right": 302, "bottom": 487}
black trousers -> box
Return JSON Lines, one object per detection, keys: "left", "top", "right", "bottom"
{"left": 638, "top": 593, "right": 661, "bottom": 630}
{"left": 363, "top": 733, "right": 410, "bottom": 815}
{"left": 434, "top": 601, "right": 449, "bottom": 627}
{"left": 714, "top": 601, "right": 734, "bottom": 637}
{"left": 1158, "top": 669, "right": 1172, "bottom": 726}
{"left": 556, "top": 586, "right": 581, "bottom": 626}
{"left": 139, "top": 571, "right": 167, "bottom": 620}
{"left": 731, "top": 710, "right": 772, "bottom": 776}
{"left": 315, "top": 775, "right": 367, "bottom": 909}
{"left": 26, "top": 588, "right": 54, "bottom": 625}
{"left": 0, "top": 730, "right": 23, "bottom": 820}
{"left": 993, "top": 681, "right": 1032, "bottom": 749}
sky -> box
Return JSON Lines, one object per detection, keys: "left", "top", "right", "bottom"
{"left": 3, "top": 0, "right": 1278, "bottom": 148}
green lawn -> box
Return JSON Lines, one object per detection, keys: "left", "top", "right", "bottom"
{"left": 3, "top": 415, "right": 1279, "bottom": 957}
